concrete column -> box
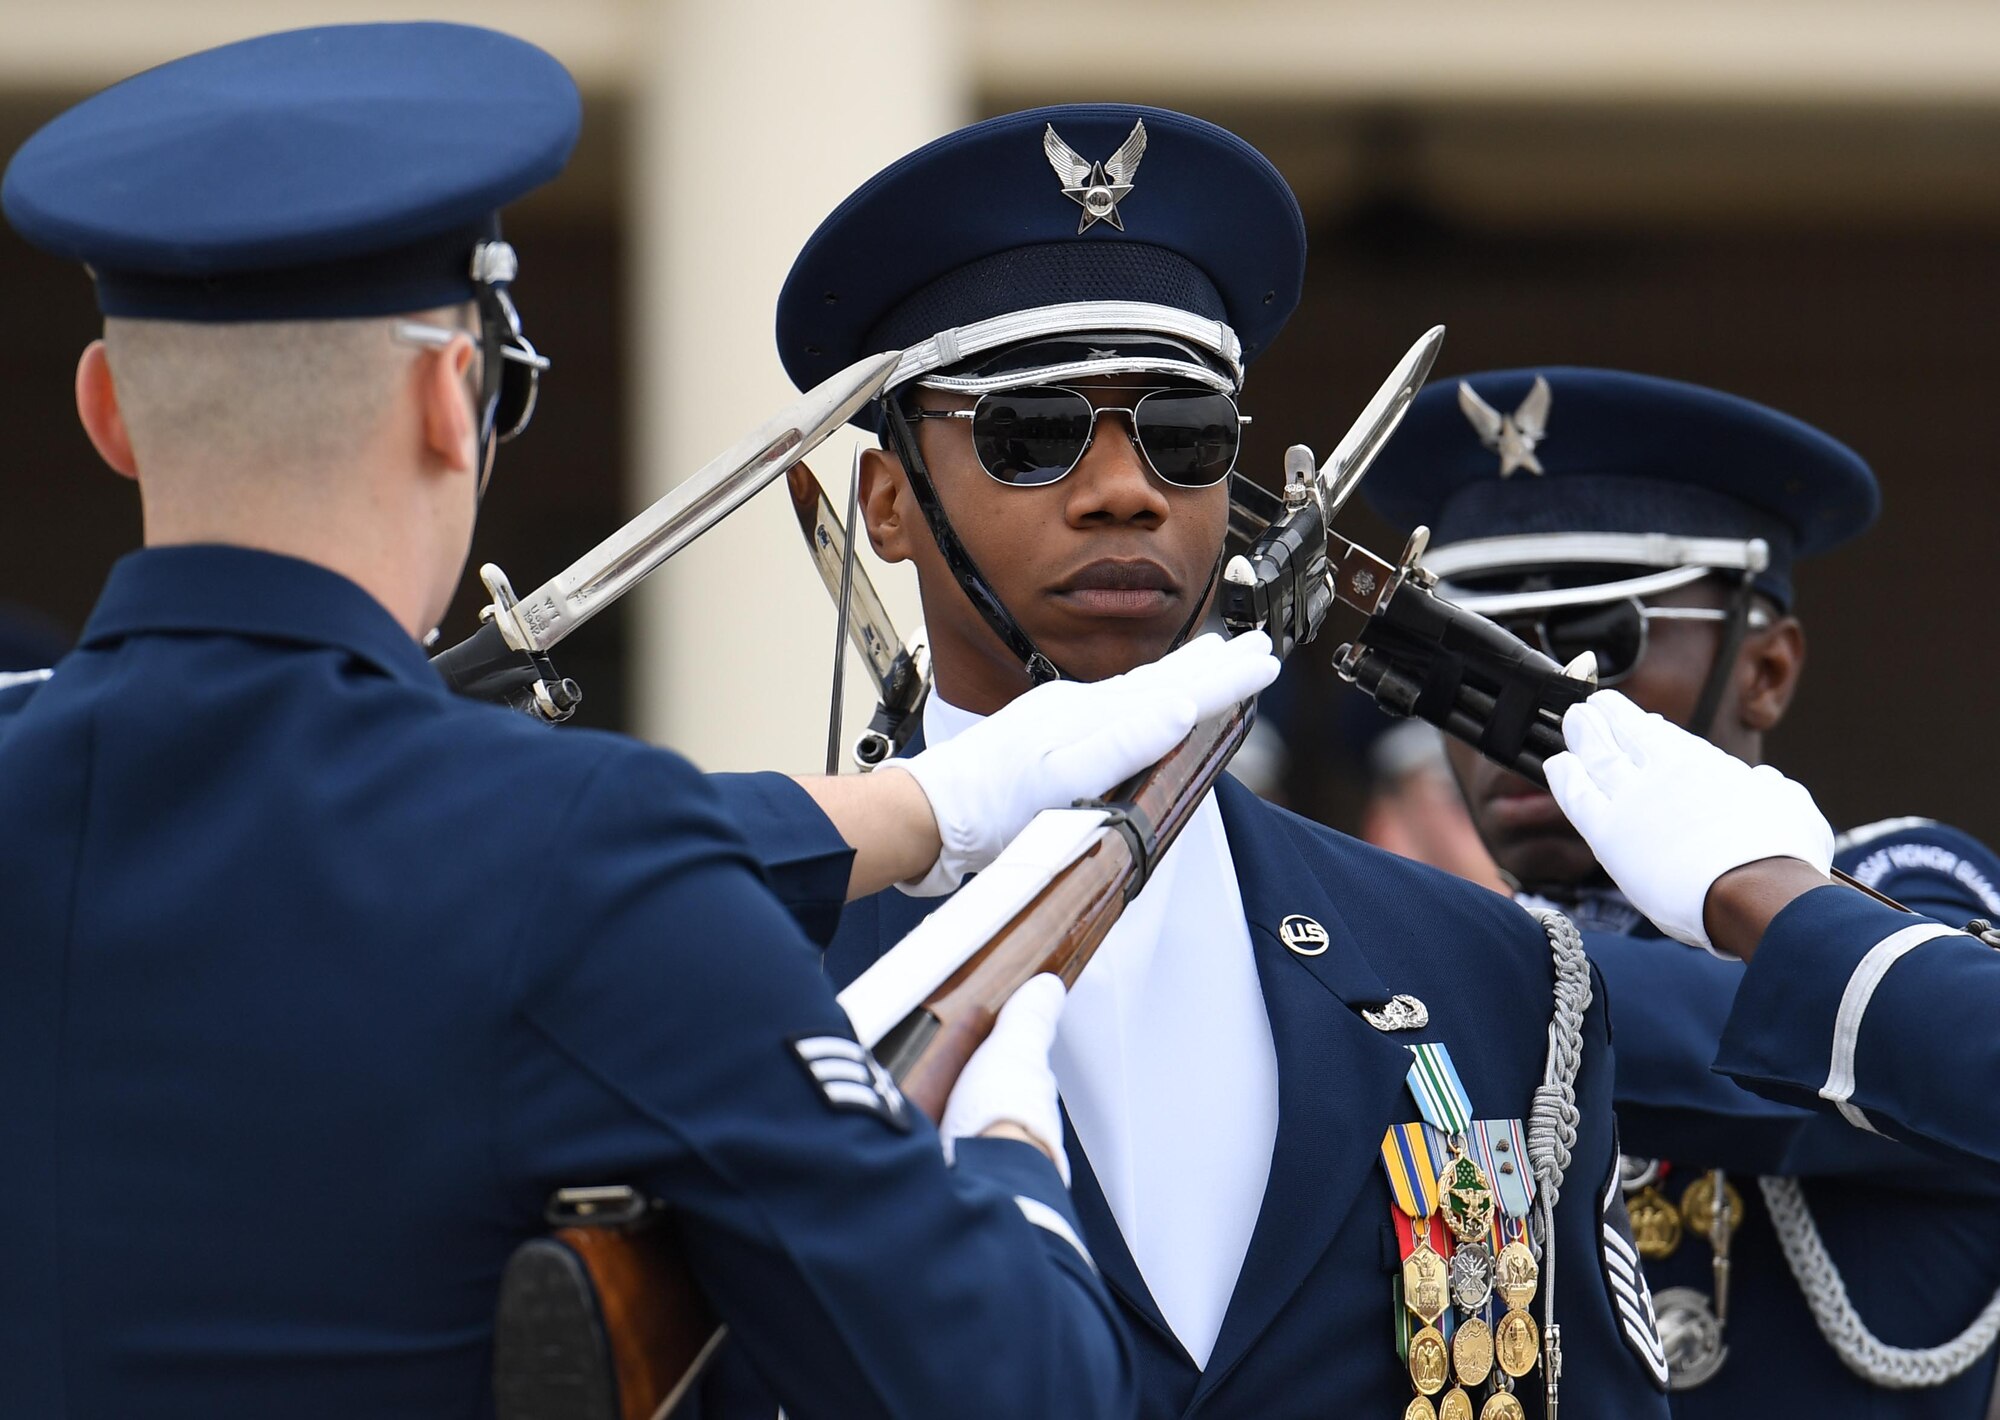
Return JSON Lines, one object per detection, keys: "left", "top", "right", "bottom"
{"left": 631, "top": 0, "right": 967, "bottom": 770}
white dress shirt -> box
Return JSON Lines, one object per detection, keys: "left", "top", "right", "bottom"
{"left": 922, "top": 692, "right": 1280, "bottom": 1367}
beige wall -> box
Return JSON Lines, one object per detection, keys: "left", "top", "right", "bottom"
{"left": 17, "top": 2, "right": 2000, "bottom": 99}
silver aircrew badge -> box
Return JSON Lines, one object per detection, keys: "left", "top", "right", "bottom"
{"left": 1457, "top": 375, "right": 1552, "bottom": 478}
{"left": 1044, "top": 120, "right": 1147, "bottom": 233}
{"left": 1278, "top": 913, "right": 1329, "bottom": 955}
{"left": 1363, "top": 993, "right": 1431, "bottom": 1032}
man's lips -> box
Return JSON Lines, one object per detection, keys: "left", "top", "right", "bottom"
{"left": 1048, "top": 559, "right": 1180, "bottom": 618}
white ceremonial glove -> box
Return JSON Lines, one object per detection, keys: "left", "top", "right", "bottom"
{"left": 940, "top": 973, "right": 1071, "bottom": 1183}
{"left": 900, "top": 630, "right": 1280, "bottom": 895}
{"left": 1544, "top": 689, "right": 1835, "bottom": 949}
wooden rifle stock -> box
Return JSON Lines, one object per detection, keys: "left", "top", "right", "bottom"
{"left": 493, "top": 1195, "right": 723, "bottom": 1420}
{"left": 883, "top": 704, "right": 1254, "bottom": 1117}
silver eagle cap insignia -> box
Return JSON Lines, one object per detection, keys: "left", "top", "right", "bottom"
{"left": 1043, "top": 120, "right": 1147, "bottom": 234}
{"left": 1362, "top": 994, "right": 1430, "bottom": 1032}
{"left": 1458, "top": 375, "right": 1552, "bottom": 478}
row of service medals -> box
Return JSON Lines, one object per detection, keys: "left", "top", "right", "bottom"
{"left": 1620, "top": 1157, "right": 1742, "bottom": 1390}
{"left": 1383, "top": 1044, "right": 1546, "bottom": 1420}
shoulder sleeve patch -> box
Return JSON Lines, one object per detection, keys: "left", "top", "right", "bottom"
{"left": 1840, "top": 824, "right": 2000, "bottom": 919}
{"left": 790, "top": 1034, "right": 913, "bottom": 1133}
{"left": 1601, "top": 1154, "right": 1671, "bottom": 1390}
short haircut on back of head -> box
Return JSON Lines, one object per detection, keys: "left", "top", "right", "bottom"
{"left": 102, "top": 305, "right": 473, "bottom": 479}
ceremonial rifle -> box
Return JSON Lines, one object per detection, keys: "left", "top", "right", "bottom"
{"left": 431, "top": 350, "right": 901, "bottom": 720}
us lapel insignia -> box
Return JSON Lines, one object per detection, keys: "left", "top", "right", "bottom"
{"left": 1363, "top": 993, "right": 1431, "bottom": 1032}
{"left": 1278, "top": 913, "right": 1329, "bottom": 955}
{"left": 1457, "top": 375, "right": 1552, "bottom": 478}
{"left": 1043, "top": 120, "right": 1147, "bottom": 233}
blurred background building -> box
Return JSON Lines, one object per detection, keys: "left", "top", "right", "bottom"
{"left": 4, "top": 0, "right": 1997, "bottom": 845}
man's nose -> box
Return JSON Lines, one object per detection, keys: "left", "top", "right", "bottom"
{"left": 1063, "top": 409, "right": 1170, "bottom": 526}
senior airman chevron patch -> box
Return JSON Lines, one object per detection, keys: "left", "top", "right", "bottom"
{"left": 791, "top": 1035, "right": 912, "bottom": 1132}
{"left": 1602, "top": 1158, "right": 1671, "bottom": 1389}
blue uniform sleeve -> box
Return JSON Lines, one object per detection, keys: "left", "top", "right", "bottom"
{"left": 707, "top": 769, "right": 856, "bottom": 948}
{"left": 1716, "top": 884, "right": 2000, "bottom": 1170}
{"left": 499, "top": 745, "right": 1132, "bottom": 1420}
{"left": 1580, "top": 819, "right": 2000, "bottom": 1176}
{"left": 1584, "top": 931, "right": 1923, "bottom": 1175}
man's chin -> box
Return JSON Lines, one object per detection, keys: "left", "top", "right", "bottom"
{"left": 1034, "top": 620, "right": 1186, "bottom": 681}
{"left": 1487, "top": 829, "right": 1602, "bottom": 897}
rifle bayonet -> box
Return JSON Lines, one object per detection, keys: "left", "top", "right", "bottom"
{"left": 784, "top": 463, "right": 932, "bottom": 768}
{"left": 433, "top": 349, "right": 902, "bottom": 720}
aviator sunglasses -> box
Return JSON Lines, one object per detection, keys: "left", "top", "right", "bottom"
{"left": 1498, "top": 596, "right": 1772, "bottom": 686}
{"left": 910, "top": 384, "right": 1249, "bottom": 489}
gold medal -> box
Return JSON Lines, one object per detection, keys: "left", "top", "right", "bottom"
{"left": 1409, "top": 1324, "right": 1450, "bottom": 1396}
{"left": 1628, "top": 1184, "right": 1682, "bottom": 1259}
{"left": 1493, "top": 1239, "right": 1539, "bottom": 1311}
{"left": 1438, "top": 1148, "right": 1496, "bottom": 1244}
{"left": 1403, "top": 1227, "right": 1449, "bottom": 1327}
{"left": 1451, "top": 1315, "right": 1494, "bottom": 1387}
{"left": 1680, "top": 1172, "right": 1744, "bottom": 1239}
{"left": 1437, "top": 1386, "right": 1475, "bottom": 1420}
{"left": 1495, "top": 1308, "right": 1540, "bottom": 1379}
{"left": 1403, "top": 1397, "right": 1439, "bottom": 1420}
{"left": 1480, "top": 1391, "right": 1527, "bottom": 1420}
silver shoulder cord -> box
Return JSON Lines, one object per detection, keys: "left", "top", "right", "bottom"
{"left": 1525, "top": 906, "right": 1593, "bottom": 1420}
{"left": 1761, "top": 1177, "right": 2000, "bottom": 1388}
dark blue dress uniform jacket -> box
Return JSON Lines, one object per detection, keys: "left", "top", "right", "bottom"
{"left": 1718, "top": 868, "right": 2000, "bottom": 1173}
{"left": 1585, "top": 820, "right": 2000, "bottom": 1418}
{"left": 716, "top": 750, "right": 1673, "bottom": 1420}
{"left": 0, "top": 546, "right": 1132, "bottom": 1420}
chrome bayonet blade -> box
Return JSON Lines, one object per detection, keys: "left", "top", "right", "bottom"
{"left": 1319, "top": 325, "right": 1444, "bottom": 521}
{"left": 499, "top": 350, "right": 900, "bottom": 652}
{"left": 786, "top": 462, "right": 906, "bottom": 696}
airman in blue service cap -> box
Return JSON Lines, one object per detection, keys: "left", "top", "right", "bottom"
{"left": 1369, "top": 367, "right": 2000, "bottom": 1415}
{"left": 3, "top": 21, "right": 579, "bottom": 321}
{"left": 702, "top": 105, "right": 1677, "bottom": 1420}
{"left": 777, "top": 103, "right": 1306, "bottom": 687}
{"left": 0, "top": 27, "right": 1149, "bottom": 1419}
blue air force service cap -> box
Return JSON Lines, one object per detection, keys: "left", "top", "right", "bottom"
{"left": 1362, "top": 367, "right": 1880, "bottom": 611}
{"left": 777, "top": 104, "right": 1306, "bottom": 416}
{"left": 2, "top": 23, "right": 581, "bottom": 320}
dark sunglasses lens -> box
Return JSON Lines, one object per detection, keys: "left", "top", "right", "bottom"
{"left": 1540, "top": 601, "right": 1646, "bottom": 682}
{"left": 1134, "top": 389, "right": 1241, "bottom": 487}
{"left": 494, "top": 351, "right": 540, "bottom": 443}
{"left": 970, "top": 389, "right": 1095, "bottom": 486}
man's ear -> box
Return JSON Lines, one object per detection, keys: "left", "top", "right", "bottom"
{"left": 1739, "top": 613, "right": 1805, "bottom": 732}
{"left": 417, "top": 332, "right": 480, "bottom": 477}
{"left": 75, "top": 341, "right": 138, "bottom": 480}
{"left": 858, "top": 446, "right": 916, "bottom": 563}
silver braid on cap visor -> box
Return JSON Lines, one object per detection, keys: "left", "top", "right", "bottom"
{"left": 887, "top": 301, "right": 1244, "bottom": 394}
